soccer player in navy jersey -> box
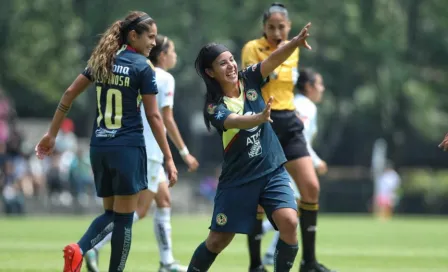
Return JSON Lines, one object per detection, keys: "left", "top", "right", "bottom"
{"left": 85, "top": 35, "right": 196, "bottom": 272}
{"left": 35, "top": 11, "right": 178, "bottom": 272}
{"left": 186, "top": 23, "right": 312, "bottom": 272}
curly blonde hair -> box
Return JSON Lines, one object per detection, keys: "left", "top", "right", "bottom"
{"left": 87, "top": 11, "right": 155, "bottom": 81}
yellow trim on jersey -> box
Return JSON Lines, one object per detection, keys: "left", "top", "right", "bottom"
{"left": 241, "top": 37, "right": 299, "bottom": 111}
{"left": 222, "top": 90, "right": 244, "bottom": 150}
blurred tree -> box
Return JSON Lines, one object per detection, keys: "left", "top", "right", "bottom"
{"left": 0, "top": 0, "right": 447, "bottom": 166}
{"left": 4, "top": 0, "right": 84, "bottom": 115}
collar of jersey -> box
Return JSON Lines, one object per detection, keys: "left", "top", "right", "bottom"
{"left": 126, "top": 44, "right": 137, "bottom": 52}
{"left": 260, "top": 36, "right": 270, "bottom": 49}
{"left": 223, "top": 81, "right": 244, "bottom": 104}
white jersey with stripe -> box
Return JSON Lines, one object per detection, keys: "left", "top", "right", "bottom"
{"left": 294, "top": 93, "right": 322, "bottom": 167}
{"left": 141, "top": 67, "right": 175, "bottom": 163}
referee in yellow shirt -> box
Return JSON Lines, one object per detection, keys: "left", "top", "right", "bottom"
{"left": 241, "top": 3, "right": 335, "bottom": 272}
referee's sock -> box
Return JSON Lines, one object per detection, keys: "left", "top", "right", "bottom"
{"left": 299, "top": 201, "right": 319, "bottom": 264}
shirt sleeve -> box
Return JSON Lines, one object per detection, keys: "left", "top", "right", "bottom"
{"left": 241, "top": 42, "right": 259, "bottom": 69}
{"left": 140, "top": 61, "right": 158, "bottom": 95}
{"left": 205, "top": 103, "right": 233, "bottom": 131}
{"left": 159, "top": 74, "right": 175, "bottom": 109}
{"left": 241, "top": 62, "right": 265, "bottom": 88}
{"left": 81, "top": 67, "right": 93, "bottom": 81}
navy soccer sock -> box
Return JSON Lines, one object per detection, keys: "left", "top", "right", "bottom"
{"left": 109, "top": 212, "right": 134, "bottom": 272}
{"left": 274, "top": 238, "right": 298, "bottom": 271}
{"left": 77, "top": 209, "right": 114, "bottom": 255}
{"left": 247, "top": 211, "right": 264, "bottom": 269}
{"left": 187, "top": 241, "right": 218, "bottom": 272}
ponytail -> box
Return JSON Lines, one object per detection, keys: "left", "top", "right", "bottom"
{"left": 87, "top": 11, "right": 155, "bottom": 81}
{"left": 87, "top": 20, "right": 123, "bottom": 82}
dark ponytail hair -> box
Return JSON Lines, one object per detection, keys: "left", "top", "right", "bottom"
{"left": 148, "top": 35, "right": 171, "bottom": 65}
{"left": 195, "top": 43, "right": 231, "bottom": 131}
{"left": 297, "top": 68, "right": 317, "bottom": 95}
{"left": 263, "top": 3, "right": 289, "bottom": 24}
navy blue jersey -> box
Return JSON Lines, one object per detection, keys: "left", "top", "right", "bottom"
{"left": 206, "top": 63, "right": 287, "bottom": 188}
{"left": 83, "top": 45, "right": 158, "bottom": 146}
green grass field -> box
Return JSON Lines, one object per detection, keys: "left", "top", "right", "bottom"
{"left": 0, "top": 214, "right": 447, "bottom": 271}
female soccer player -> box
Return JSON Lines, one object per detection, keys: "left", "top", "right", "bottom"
{"left": 241, "top": 4, "right": 335, "bottom": 272}
{"left": 263, "top": 68, "right": 328, "bottom": 265}
{"left": 186, "top": 22, "right": 312, "bottom": 272}
{"left": 84, "top": 35, "right": 198, "bottom": 272}
{"left": 35, "top": 11, "right": 178, "bottom": 272}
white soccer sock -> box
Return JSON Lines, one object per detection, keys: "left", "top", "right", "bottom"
{"left": 262, "top": 219, "right": 275, "bottom": 234}
{"left": 133, "top": 211, "right": 140, "bottom": 223}
{"left": 94, "top": 212, "right": 139, "bottom": 251}
{"left": 154, "top": 207, "right": 174, "bottom": 265}
{"left": 266, "top": 231, "right": 280, "bottom": 256}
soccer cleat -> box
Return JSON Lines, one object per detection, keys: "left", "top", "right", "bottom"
{"left": 262, "top": 253, "right": 274, "bottom": 266}
{"left": 84, "top": 248, "right": 100, "bottom": 272}
{"left": 63, "top": 243, "right": 83, "bottom": 272}
{"left": 300, "top": 261, "right": 337, "bottom": 272}
{"left": 249, "top": 265, "right": 268, "bottom": 272}
{"left": 158, "top": 261, "right": 188, "bottom": 272}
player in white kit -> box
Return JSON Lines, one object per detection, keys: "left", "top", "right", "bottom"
{"left": 373, "top": 161, "right": 401, "bottom": 220}
{"left": 262, "top": 68, "right": 327, "bottom": 265}
{"left": 84, "top": 35, "right": 199, "bottom": 272}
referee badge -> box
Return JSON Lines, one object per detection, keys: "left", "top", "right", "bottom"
{"left": 246, "top": 89, "right": 258, "bottom": 101}
{"left": 207, "top": 104, "right": 217, "bottom": 115}
{"left": 216, "top": 213, "right": 228, "bottom": 226}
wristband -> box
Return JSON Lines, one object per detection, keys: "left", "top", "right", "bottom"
{"left": 179, "top": 146, "right": 189, "bottom": 157}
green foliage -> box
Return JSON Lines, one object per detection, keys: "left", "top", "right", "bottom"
{"left": 4, "top": 0, "right": 83, "bottom": 103}
{"left": 1, "top": 0, "right": 447, "bottom": 163}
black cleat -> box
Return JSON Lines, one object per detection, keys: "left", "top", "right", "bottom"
{"left": 300, "top": 261, "right": 336, "bottom": 272}
{"left": 250, "top": 265, "right": 268, "bottom": 272}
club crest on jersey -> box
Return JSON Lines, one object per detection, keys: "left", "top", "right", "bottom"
{"left": 216, "top": 213, "right": 227, "bottom": 226}
{"left": 246, "top": 89, "right": 258, "bottom": 101}
{"left": 207, "top": 104, "right": 217, "bottom": 115}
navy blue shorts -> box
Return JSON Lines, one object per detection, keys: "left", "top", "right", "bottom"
{"left": 90, "top": 146, "right": 147, "bottom": 198}
{"left": 210, "top": 167, "right": 297, "bottom": 234}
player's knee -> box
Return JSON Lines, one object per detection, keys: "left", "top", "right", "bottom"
{"left": 206, "top": 232, "right": 234, "bottom": 253}
{"left": 302, "top": 179, "right": 320, "bottom": 202}
{"left": 155, "top": 194, "right": 171, "bottom": 208}
{"left": 136, "top": 206, "right": 148, "bottom": 219}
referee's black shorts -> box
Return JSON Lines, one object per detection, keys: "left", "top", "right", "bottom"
{"left": 270, "top": 110, "right": 309, "bottom": 161}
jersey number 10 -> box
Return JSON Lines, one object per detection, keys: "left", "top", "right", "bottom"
{"left": 96, "top": 86, "right": 123, "bottom": 129}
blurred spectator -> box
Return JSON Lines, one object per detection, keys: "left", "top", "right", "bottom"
{"left": 0, "top": 88, "right": 12, "bottom": 146}
{"left": 198, "top": 166, "right": 220, "bottom": 202}
{"left": 69, "top": 148, "right": 94, "bottom": 207}
{"left": 373, "top": 160, "right": 401, "bottom": 220}
{"left": 55, "top": 118, "right": 78, "bottom": 154}
{"left": 1, "top": 159, "right": 25, "bottom": 215}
